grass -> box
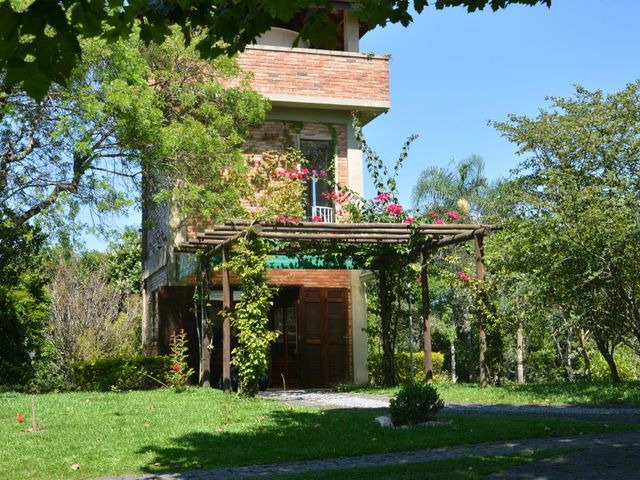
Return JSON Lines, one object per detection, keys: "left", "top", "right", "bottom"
{"left": 256, "top": 448, "right": 582, "bottom": 480}
{"left": 341, "top": 380, "right": 640, "bottom": 405}
{"left": 1, "top": 389, "right": 633, "bottom": 479}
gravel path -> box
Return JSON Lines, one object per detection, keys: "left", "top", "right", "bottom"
{"left": 259, "top": 389, "right": 640, "bottom": 424}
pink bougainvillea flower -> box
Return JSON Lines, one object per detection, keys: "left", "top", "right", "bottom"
{"left": 456, "top": 271, "right": 472, "bottom": 282}
{"left": 171, "top": 363, "right": 181, "bottom": 372}
{"left": 434, "top": 219, "right": 445, "bottom": 225}
{"left": 446, "top": 211, "right": 460, "bottom": 221}
{"left": 403, "top": 216, "right": 416, "bottom": 224}
{"left": 373, "top": 192, "right": 392, "bottom": 204}
{"left": 311, "top": 215, "right": 323, "bottom": 223}
{"left": 323, "top": 191, "right": 350, "bottom": 204}
{"left": 427, "top": 211, "right": 439, "bottom": 219}
{"left": 386, "top": 203, "right": 403, "bottom": 216}
{"left": 16, "top": 413, "right": 23, "bottom": 424}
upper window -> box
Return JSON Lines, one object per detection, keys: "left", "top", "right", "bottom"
{"left": 300, "top": 139, "right": 333, "bottom": 213}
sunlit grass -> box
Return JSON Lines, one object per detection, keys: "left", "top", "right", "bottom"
{"left": 343, "top": 381, "right": 640, "bottom": 405}
{"left": 1, "top": 388, "right": 633, "bottom": 479}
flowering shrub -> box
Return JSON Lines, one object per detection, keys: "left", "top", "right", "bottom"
{"left": 386, "top": 203, "right": 403, "bottom": 216}
{"left": 456, "top": 271, "right": 472, "bottom": 282}
{"left": 446, "top": 211, "right": 460, "bottom": 220}
{"left": 311, "top": 215, "right": 323, "bottom": 223}
{"left": 168, "top": 330, "right": 194, "bottom": 392}
{"left": 323, "top": 191, "right": 351, "bottom": 204}
{"left": 427, "top": 211, "right": 439, "bottom": 219}
{"left": 403, "top": 216, "right": 416, "bottom": 224}
{"left": 434, "top": 219, "right": 444, "bottom": 225}
{"left": 373, "top": 192, "right": 392, "bottom": 204}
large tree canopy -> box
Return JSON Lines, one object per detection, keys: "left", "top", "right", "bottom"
{"left": 0, "top": 32, "right": 269, "bottom": 233}
{"left": 489, "top": 80, "right": 640, "bottom": 381}
{"left": 1, "top": 0, "right": 552, "bottom": 99}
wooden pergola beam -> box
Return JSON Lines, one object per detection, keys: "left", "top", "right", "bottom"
{"left": 182, "top": 219, "right": 497, "bottom": 390}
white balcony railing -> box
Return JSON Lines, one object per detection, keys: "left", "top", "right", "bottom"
{"left": 311, "top": 206, "right": 335, "bottom": 223}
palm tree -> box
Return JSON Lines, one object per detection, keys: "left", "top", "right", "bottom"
{"left": 412, "top": 155, "right": 488, "bottom": 221}
{"left": 412, "top": 155, "right": 490, "bottom": 384}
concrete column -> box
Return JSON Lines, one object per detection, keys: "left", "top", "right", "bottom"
{"left": 343, "top": 11, "right": 360, "bottom": 52}
{"left": 350, "top": 271, "right": 369, "bottom": 383}
{"left": 346, "top": 122, "right": 364, "bottom": 196}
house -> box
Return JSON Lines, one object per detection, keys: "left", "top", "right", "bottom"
{"left": 141, "top": 3, "right": 390, "bottom": 388}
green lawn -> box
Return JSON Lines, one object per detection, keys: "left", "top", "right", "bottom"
{"left": 0, "top": 389, "right": 632, "bottom": 479}
{"left": 343, "top": 381, "right": 640, "bottom": 405}
{"left": 256, "top": 449, "right": 582, "bottom": 480}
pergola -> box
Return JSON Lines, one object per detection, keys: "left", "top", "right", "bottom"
{"left": 179, "top": 219, "right": 496, "bottom": 391}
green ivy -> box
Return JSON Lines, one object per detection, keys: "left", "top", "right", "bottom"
{"left": 225, "top": 236, "right": 278, "bottom": 396}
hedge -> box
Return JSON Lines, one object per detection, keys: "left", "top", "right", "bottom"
{"left": 72, "top": 355, "right": 173, "bottom": 391}
{"left": 368, "top": 351, "right": 445, "bottom": 386}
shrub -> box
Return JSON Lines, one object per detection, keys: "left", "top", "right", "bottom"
{"left": 590, "top": 346, "right": 640, "bottom": 381}
{"left": 72, "top": 355, "right": 172, "bottom": 391}
{"left": 368, "top": 351, "right": 444, "bottom": 386}
{"left": 389, "top": 383, "right": 444, "bottom": 426}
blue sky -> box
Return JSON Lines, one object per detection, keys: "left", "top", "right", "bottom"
{"left": 360, "top": 0, "right": 640, "bottom": 207}
{"left": 83, "top": 0, "right": 640, "bottom": 250}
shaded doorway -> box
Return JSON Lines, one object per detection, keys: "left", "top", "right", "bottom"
{"left": 270, "top": 288, "right": 300, "bottom": 389}
{"left": 299, "top": 287, "right": 349, "bottom": 387}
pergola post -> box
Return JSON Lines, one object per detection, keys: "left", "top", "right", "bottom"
{"left": 474, "top": 234, "right": 489, "bottom": 387}
{"left": 420, "top": 246, "right": 433, "bottom": 382}
{"left": 200, "top": 255, "right": 211, "bottom": 387}
{"left": 221, "top": 246, "right": 232, "bottom": 393}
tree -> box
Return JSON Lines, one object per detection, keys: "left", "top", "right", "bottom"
{"left": 0, "top": 32, "right": 269, "bottom": 235}
{"left": 412, "top": 155, "right": 494, "bottom": 384}
{"left": 47, "top": 251, "right": 141, "bottom": 367}
{"left": 412, "top": 154, "right": 489, "bottom": 221}
{"left": 1, "top": 0, "right": 552, "bottom": 99}
{"left": 0, "top": 216, "right": 48, "bottom": 386}
{"left": 491, "top": 81, "right": 640, "bottom": 382}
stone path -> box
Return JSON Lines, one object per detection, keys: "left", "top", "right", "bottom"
{"left": 97, "top": 390, "right": 640, "bottom": 480}
{"left": 97, "top": 431, "right": 640, "bottom": 480}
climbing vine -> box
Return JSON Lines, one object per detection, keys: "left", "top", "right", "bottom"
{"left": 224, "top": 235, "right": 278, "bottom": 396}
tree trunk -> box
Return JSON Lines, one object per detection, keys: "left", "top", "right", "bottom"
{"left": 565, "top": 326, "right": 574, "bottom": 382}
{"left": 464, "top": 314, "right": 474, "bottom": 382}
{"left": 578, "top": 328, "right": 592, "bottom": 381}
{"left": 474, "top": 235, "right": 488, "bottom": 387}
{"left": 379, "top": 268, "right": 394, "bottom": 387}
{"left": 420, "top": 248, "right": 433, "bottom": 382}
{"left": 595, "top": 339, "right": 620, "bottom": 383}
{"left": 450, "top": 341, "right": 457, "bottom": 383}
{"left": 516, "top": 317, "right": 525, "bottom": 384}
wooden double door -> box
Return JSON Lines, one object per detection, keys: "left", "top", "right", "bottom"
{"left": 271, "top": 287, "right": 349, "bottom": 388}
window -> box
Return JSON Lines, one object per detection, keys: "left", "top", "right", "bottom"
{"left": 300, "top": 139, "right": 333, "bottom": 219}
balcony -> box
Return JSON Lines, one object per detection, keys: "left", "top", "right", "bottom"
{"left": 236, "top": 46, "right": 390, "bottom": 113}
{"left": 310, "top": 206, "right": 335, "bottom": 223}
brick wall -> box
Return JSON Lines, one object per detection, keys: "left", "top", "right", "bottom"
{"left": 235, "top": 46, "right": 389, "bottom": 103}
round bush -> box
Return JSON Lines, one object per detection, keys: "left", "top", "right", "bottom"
{"left": 389, "top": 383, "right": 444, "bottom": 426}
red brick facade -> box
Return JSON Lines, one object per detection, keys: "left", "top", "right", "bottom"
{"left": 235, "top": 46, "right": 389, "bottom": 104}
